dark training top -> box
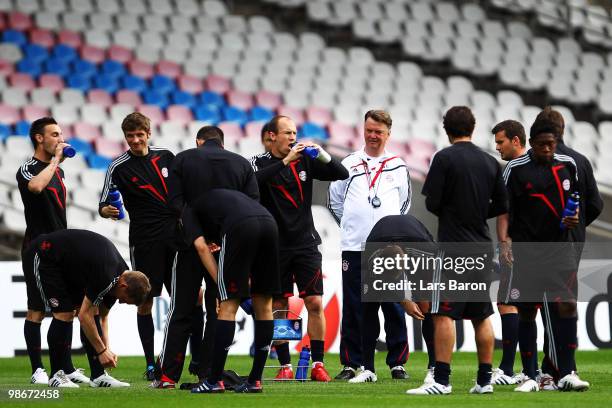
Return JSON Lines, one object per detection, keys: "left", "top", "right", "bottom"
{"left": 556, "top": 142, "right": 603, "bottom": 242}
{"left": 17, "top": 158, "right": 67, "bottom": 251}
{"left": 99, "top": 147, "right": 176, "bottom": 244}
{"left": 250, "top": 151, "right": 348, "bottom": 249}
{"left": 34, "top": 229, "right": 128, "bottom": 309}
{"left": 504, "top": 150, "right": 578, "bottom": 242}
{"left": 422, "top": 142, "right": 508, "bottom": 242}
{"left": 367, "top": 214, "right": 434, "bottom": 243}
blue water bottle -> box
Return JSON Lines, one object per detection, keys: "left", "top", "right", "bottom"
{"left": 62, "top": 145, "right": 76, "bottom": 158}
{"left": 295, "top": 346, "right": 310, "bottom": 381}
{"left": 560, "top": 192, "right": 579, "bottom": 231}
{"left": 302, "top": 146, "right": 319, "bottom": 159}
{"left": 108, "top": 188, "right": 125, "bottom": 220}
{"left": 239, "top": 298, "right": 253, "bottom": 315}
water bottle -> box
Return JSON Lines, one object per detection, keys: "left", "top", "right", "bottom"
{"left": 108, "top": 188, "right": 125, "bottom": 220}
{"left": 62, "top": 145, "right": 76, "bottom": 158}
{"left": 239, "top": 298, "right": 253, "bottom": 315}
{"left": 560, "top": 192, "right": 579, "bottom": 231}
{"left": 302, "top": 146, "right": 319, "bottom": 159}
{"left": 295, "top": 346, "right": 310, "bottom": 381}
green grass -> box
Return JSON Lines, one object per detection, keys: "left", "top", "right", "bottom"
{"left": 1, "top": 351, "right": 610, "bottom": 407}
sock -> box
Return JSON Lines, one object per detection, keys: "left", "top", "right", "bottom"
{"left": 189, "top": 305, "right": 204, "bottom": 365}
{"left": 209, "top": 320, "right": 235, "bottom": 383}
{"left": 311, "top": 340, "right": 325, "bottom": 363}
{"left": 422, "top": 314, "right": 435, "bottom": 369}
{"left": 24, "top": 320, "right": 43, "bottom": 374}
{"left": 137, "top": 313, "right": 155, "bottom": 367}
{"left": 248, "top": 320, "right": 274, "bottom": 383}
{"left": 62, "top": 322, "right": 76, "bottom": 374}
{"left": 554, "top": 316, "right": 577, "bottom": 377}
{"left": 80, "top": 316, "right": 105, "bottom": 379}
{"left": 47, "top": 318, "right": 72, "bottom": 377}
{"left": 518, "top": 320, "right": 537, "bottom": 379}
{"left": 433, "top": 361, "right": 451, "bottom": 386}
{"left": 276, "top": 342, "right": 291, "bottom": 366}
{"left": 499, "top": 313, "right": 519, "bottom": 376}
{"left": 477, "top": 363, "right": 493, "bottom": 386}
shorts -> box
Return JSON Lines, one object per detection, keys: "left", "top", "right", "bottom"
{"left": 22, "top": 243, "right": 80, "bottom": 313}
{"left": 217, "top": 216, "right": 281, "bottom": 301}
{"left": 431, "top": 301, "right": 494, "bottom": 321}
{"left": 278, "top": 245, "right": 323, "bottom": 298}
{"left": 130, "top": 240, "right": 177, "bottom": 298}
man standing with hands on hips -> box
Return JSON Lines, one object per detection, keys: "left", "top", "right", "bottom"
{"left": 328, "top": 110, "right": 412, "bottom": 382}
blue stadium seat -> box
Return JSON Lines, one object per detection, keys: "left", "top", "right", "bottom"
{"left": 2, "top": 30, "right": 27, "bottom": 46}
{"left": 222, "top": 106, "right": 248, "bottom": 127}
{"left": 200, "top": 91, "right": 226, "bottom": 111}
{"left": 170, "top": 90, "right": 197, "bottom": 109}
{"left": 0, "top": 123, "right": 12, "bottom": 141}
{"left": 23, "top": 44, "right": 48, "bottom": 64}
{"left": 101, "top": 60, "right": 126, "bottom": 80}
{"left": 14, "top": 121, "right": 31, "bottom": 136}
{"left": 17, "top": 58, "right": 42, "bottom": 78}
{"left": 150, "top": 74, "right": 176, "bottom": 95}
{"left": 87, "top": 153, "right": 113, "bottom": 170}
{"left": 72, "top": 59, "right": 97, "bottom": 80}
{"left": 66, "top": 73, "right": 92, "bottom": 92}
{"left": 52, "top": 44, "right": 78, "bottom": 63}
{"left": 93, "top": 74, "right": 119, "bottom": 94}
{"left": 194, "top": 105, "right": 221, "bottom": 124}
{"left": 142, "top": 89, "right": 169, "bottom": 109}
{"left": 300, "top": 122, "right": 329, "bottom": 140}
{"left": 66, "top": 137, "right": 94, "bottom": 155}
{"left": 44, "top": 58, "right": 71, "bottom": 77}
{"left": 249, "top": 106, "right": 274, "bottom": 122}
{"left": 122, "top": 75, "right": 147, "bottom": 93}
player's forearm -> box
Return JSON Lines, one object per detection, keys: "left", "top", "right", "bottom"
{"left": 27, "top": 158, "right": 60, "bottom": 194}
{"left": 98, "top": 314, "right": 109, "bottom": 346}
{"left": 496, "top": 213, "right": 510, "bottom": 242}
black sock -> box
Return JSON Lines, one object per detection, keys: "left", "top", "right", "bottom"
{"left": 209, "top": 320, "right": 235, "bottom": 383}
{"left": 189, "top": 305, "right": 204, "bottom": 365}
{"left": 499, "top": 313, "right": 518, "bottom": 376}
{"left": 80, "top": 317, "right": 105, "bottom": 379}
{"left": 422, "top": 314, "right": 435, "bottom": 369}
{"left": 137, "top": 313, "right": 155, "bottom": 367}
{"left": 518, "top": 320, "right": 537, "bottom": 379}
{"left": 24, "top": 320, "right": 44, "bottom": 374}
{"left": 276, "top": 342, "right": 291, "bottom": 366}
{"left": 248, "top": 320, "right": 274, "bottom": 383}
{"left": 555, "top": 316, "right": 577, "bottom": 377}
{"left": 433, "top": 361, "right": 451, "bottom": 386}
{"left": 477, "top": 363, "right": 493, "bottom": 386}
{"left": 63, "top": 322, "right": 76, "bottom": 374}
{"left": 311, "top": 340, "right": 324, "bottom": 363}
{"left": 47, "top": 319, "right": 72, "bottom": 377}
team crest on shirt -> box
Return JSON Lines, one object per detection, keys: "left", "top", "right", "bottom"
{"left": 342, "top": 259, "right": 349, "bottom": 272}
{"left": 510, "top": 288, "right": 520, "bottom": 300}
{"left": 562, "top": 179, "right": 570, "bottom": 191}
{"left": 385, "top": 174, "right": 394, "bottom": 182}
{"left": 299, "top": 171, "right": 307, "bottom": 181}
{"left": 162, "top": 167, "right": 168, "bottom": 178}
{"left": 48, "top": 298, "right": 59, "bottom": 308}
{"left": 40, "top": 241, "right": 52, "bottom": 251}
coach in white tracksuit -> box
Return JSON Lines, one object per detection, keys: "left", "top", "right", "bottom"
{"left": 328, "top": 110, "right": 412, "bottom": 382}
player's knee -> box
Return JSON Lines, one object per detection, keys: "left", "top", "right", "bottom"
{"left": 304, "top": 296, "right": 323, "bottom": 315}
{"left": 556, "top": 301, "right": 577, "bottom": 318}
{"left": 27, "top": 310, "right": 45, "bottom": 323}
{"left": 53, "top": 311, "right": 74, "bottom": 322}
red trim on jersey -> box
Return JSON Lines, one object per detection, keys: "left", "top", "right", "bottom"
{"left": 551, "top": 164, "right": 566, "bottom": 208}
{"left": 138, "top": 184, "right": 166, "bottom": 203}
{"left": 530, "top": 193, "right": 559, "bottom": 218}
{"left": 46, "top": 187, "right": 64, "bottom": 209}
{"left": 272, "top": 184, "right": 298, "bottom": 208}
{"left": 150, "top": 156, "right": 168, "bottom": 194}
{"left": 288, "top": 161, "right": 304, "bottom": 202}
{"left": 55, "top": 168, "right": 66, "bottom": 207}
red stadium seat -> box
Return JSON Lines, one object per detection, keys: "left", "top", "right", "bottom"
{"left": 245, "top": 121, "right": 265, "bottom": 139}
{"left": 116, "top": 90, "right": 142, "bottom": 107}
{"left": 80, "top": 45, "right": 106, "bottom": 64}
{"left": 73, "top": 122, "right": 102, "bottom": 142}
{"left": 138, "top": 105, "right": 165, "bottom": 124}
{"left": 29, "top": 28, "right": 56, "bottom": 49}
{"left": 156, "top": 60, "right": 182, "bottom": 79}
{"left": 407, "top": 138, "right": 436, "bottom": 160}
{"left": 277, "top": 105, "right": 305, "bottom": 126}
{"left": 88, "top": 89, "right": 114, "bottom": 108}
{"left": 328, "top": 121, "right": 357, "bottom": 148}
{"left": 107, "top": 45, "right": 133, "bottom": 64}
{"left": 205, "top": 75, "right": 231, "bottom": 94}
{"left": 95, "top": 138, "right": 124, "bottom": 158}
{"left": 9, "top": 72, "right": 36, "bottom": 90}
{"left": 22, "top": 105, "right": 50, "bottom": 122}
{"left": 57, "top": 30, "right": 82, "bottom": 48}
{"left": 0, "top": 59, "right": 15, "bottom": 76}
{"left": 306, "top": 106, "right": 333, "bottom": 127}
{"left": 8, "top": 11, "right": 32, "bottom": 31}
{"left": 255, "top": 90, "right": 281, "bottom": 110}
{"left": 39, "top": 74, "right": 65, "bottom": 92}
{"left": 218, "top": 121, "right": 245, "bottom": 140}
{"left": 227, "top": 90, "right": 254, "bottom": 111}
{"left": 128, "top": 60, "right": 154, "bottom": 79}
{"left": 0, "top": 103, "right": 21, "bottom": 124}
{"left": 0, "top": 12, "right": 5, "bottom": 31}
{"left": 177, "top": 74, "right": 204, "bottom": 94}
{"left": 166, "top": 104, "right": 193, "bottom": 125}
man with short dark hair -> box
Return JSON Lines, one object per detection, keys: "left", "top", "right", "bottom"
{"left": 17, "top": 117, "right": 88, "bottom": 385}
{"left": 251, "top": 115, "right": 348, "bottom": 382}
{"left": 408, "top": 106, "right": 508, "bottom": 395}
{"left": 23, "top": 229, "right": 151, "bottom": 388}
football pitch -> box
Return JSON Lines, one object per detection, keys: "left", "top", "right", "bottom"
{"left": 1, "top": 351, "right": 610, "bottom": 407}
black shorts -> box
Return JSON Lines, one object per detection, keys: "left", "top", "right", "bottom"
{"left": 217, "top": 216, "right": 281, "bottom": 301}
{"left": 278, "top": 246, "right": 323, "bottom": 298}
{"left": 431, "top": 301, "right": 495, "bottom": 321}
{"left": 22, "top": 244, "right": 80, "bottom": 313}
{"left": 130, "top": 240, "right": 176, "bottom": 298}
